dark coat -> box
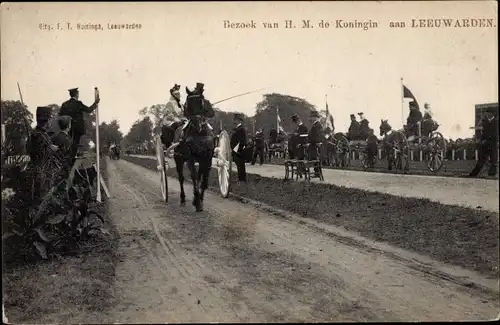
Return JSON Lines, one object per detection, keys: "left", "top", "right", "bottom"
{"left": 407, "top": 109, "right": 423, "bottom": 126}
{"left": 480, "top": 116, "right": 498, "bottom": 142}
{"left": 59, "top": 98, "right": 97, "bottom": 136}
{"left": 253, "top": 131, "right": 265, "bottom": 148}
{"left": 348, "top": 120, "right": 360, "bottom": 138}
{"left": 308, "top": 120, "right": 323, "bottom": 144}
{"left": 359, "top": 119, "right": 371, "bottom": 138}
{"left": 231, "top": 124, "right": 247, "bottom": 154}
{"left": 51, "top": 131, "right": 72, "bottom": 157}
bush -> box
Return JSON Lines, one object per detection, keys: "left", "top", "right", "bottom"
{"left": 2, "top": 144, "right": 107, "bottom": 263}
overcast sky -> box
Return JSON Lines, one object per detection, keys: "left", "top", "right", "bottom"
{"left": 1, "top": 1, "right": 497, "bottom": 139}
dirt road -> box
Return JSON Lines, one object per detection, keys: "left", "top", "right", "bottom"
{"left": 104, "top": 159, "right": 498, "bottom": 322}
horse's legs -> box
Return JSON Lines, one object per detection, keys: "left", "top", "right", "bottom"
{"left": 198, "top": 160, "right": 210, "bottom": 206}
{"left": 187, "top": 159, "right": 201, "bottom": 211}
{"left": 175, "top": 156, "right": 186, "bottom": 205}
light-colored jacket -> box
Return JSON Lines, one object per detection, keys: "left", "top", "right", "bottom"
{"left": 163, "top": 95, "right": 183, "bottom": 127}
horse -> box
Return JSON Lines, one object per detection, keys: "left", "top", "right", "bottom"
{"left": 169, "top": 87, "right": 215, "bottom": 212}
{"left": 379, "top": 119, "right": 409, "bottom": 171}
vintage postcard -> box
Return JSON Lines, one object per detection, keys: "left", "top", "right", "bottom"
{"left": 1, "top": 1, "right": 498, "bottom": 323}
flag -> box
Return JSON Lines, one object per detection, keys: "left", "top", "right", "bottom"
{"left": 402, "top": 84, "right": 420, "bottom": 109}
{"left": 276, "top": 106, "right": 282, "bottom": 131}
{"left": 325, "top": 100, "right": 334, "bottom": 130}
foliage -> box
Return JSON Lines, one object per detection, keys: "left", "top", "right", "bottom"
{"left": 2, "top": 143, "right": 109, "bottom": 263}
{"left": 121, "top": 116, "right": 154, "bottom": 152}
{"left": 254, "top": 93, "right": 317, "bottom": 136}
{"left": 90, "top": 120, "right": 123, "bottom": 148}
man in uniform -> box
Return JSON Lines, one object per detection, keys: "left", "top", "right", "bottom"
{"left": 59, "top": 87, "right": 100, "bottom": 166}
{"left": 308, "top": 110, "right": 324, "bottom": 176}
{"left": 51, "top": 115, "right": 73, "bottom": 179}
{"left": 230, "top": 113, "right": 248, "bottom": 182}
{"left": 469, "top": 109, "right": 498, "bottom": 177}
{"left": 406, "top": 101, "right": 423, "bottom": 142}
{"left": 27, "top": 106, "right": 60, "bottom": 202}
{"left": 251, "top": 128, "right": 265, "bottom": 165}
{"left": 290, "top": 114, "right": 308, "bottom": 159}
{"left": 358, "top": 112, "right": 371, "bottom": 139}
{"left": 347, "top": 114, "right": 360, "bottom": 140}
{"left": 161, "top": 84, "right": 185, "bottom": 148}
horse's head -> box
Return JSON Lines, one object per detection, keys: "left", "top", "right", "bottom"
{"left": 185, "top": 87, "right": 214, "bottom": 119}
{"left": 379, "top": 119, "right": 391, "bottom": 136}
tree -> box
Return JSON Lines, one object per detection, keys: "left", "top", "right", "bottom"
{"left": 93, "top": 120, "right": 123, "bottom": 148}
{"left": 122, "top": 116, "right": 153, "bottom": 149}
{"left": 139, "top": 103, "right": 183, "bottom": 135}
{"left": 253, "top": 93, "right": 317, "bottom": 136}
{"left": 1, "top": 100, "right": 33, "bottom": 155}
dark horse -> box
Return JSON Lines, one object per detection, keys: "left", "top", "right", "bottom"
{"left": 379, "top": 119, "right": 409, "bottom": 171}
{"left": 170, "top": 87, "right": 215, "bottom": 212}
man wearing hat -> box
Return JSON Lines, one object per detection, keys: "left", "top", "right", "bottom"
{"left": 59, "top": 87, "right": 100, "bottom": 165}
{"left": 347, "top": 114, "right": 360, "bottom": 140}
{"left": 469, "top": 109, "right": 498, "bottom": 177}
{"left": 290, "top": 114, "right": 308, "bottom": 159}
{"left": 230, "top": 113, "right": 248, "bottom": 182}
{"left": 51, "top": 115, "right": 73, "bottom": 179}
{"left": 27, "top": 106, "right": 60, "bottom": 202}
{"left": 307, "top": 110, "right": 324, "bottom": 176}
{"left": 251, "top": 128, "right": 265, "bottom": 165}
{"left": 406, "top": 100, "right": 423, "bottom": 142}
{"left": 358, "top": 112, "right": 371, "bottom": 139}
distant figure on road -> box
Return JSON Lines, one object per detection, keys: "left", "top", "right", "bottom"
{"left": 231, "top": 113, "right": 248, "bottom": 182}
{"left": 469, "top": 110, "right": 498, "bottom": 177}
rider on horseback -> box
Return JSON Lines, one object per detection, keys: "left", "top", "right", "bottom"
{"left": 405, "top": 100, "right": 423, "bottom": 142}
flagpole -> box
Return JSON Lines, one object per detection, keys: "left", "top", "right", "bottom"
{"left": 276, "top": 105, "right": 279, "bottom": 131}
{"left": 95, "top": 87, "right": 101, "bottom": 203}
{"left": 401, "top": 78, "right": 404, "bottom": 127}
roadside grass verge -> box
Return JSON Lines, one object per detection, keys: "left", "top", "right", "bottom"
{"left": 123, "top": 155, "right": 499, "bottom": 278}
{"left": 3, "top": 158, "right": 119, "bottom": 324}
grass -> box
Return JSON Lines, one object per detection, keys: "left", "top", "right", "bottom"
{"left": 2, "top": 158, "right": 119, "bottom": 324}
{"left": 123, "top": 155, "right": 499, "bottom": 278}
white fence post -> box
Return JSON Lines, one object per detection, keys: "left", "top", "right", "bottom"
{"left": 475, "top": 149, "right": 478, "bottom": 161}
{"left": 452, "top": 149, "right": 455, "bottom": 161}
{"left": 463, "top": 149, "right": 466, "bottom": 160}
{"left": 410, "top": 150, "right": 414, "bottom": 161}
{"left": 378, "top": 148, "right": 382, "bottom": 159}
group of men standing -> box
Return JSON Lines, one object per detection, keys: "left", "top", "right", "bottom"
{"left": 27, "top": 87, "right": 100, "bottom": 201}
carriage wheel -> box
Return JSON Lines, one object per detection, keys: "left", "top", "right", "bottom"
{"left": 335, "top": 135, "right": 350, "bottom": 168}
{"left": 391, "top": 131, "right": 410, "bottom": 171}
{"left": 155, "top": 136, "right": 169, "bottom": 202}
{"left": 427, "top": 131, "right": 446, "bottom": 172}
{"left": 215, "top": 130, "right": 232, "bottom": 198}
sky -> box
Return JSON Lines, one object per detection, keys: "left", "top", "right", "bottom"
{"left": 1, "top": 1, "right": 498, "bottom": 139}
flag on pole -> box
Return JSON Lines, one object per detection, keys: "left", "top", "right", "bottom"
{"left": 325, "top": 97, "right": 334, "bottom": 130}
{"left": 402, "top": 84, "right": 420, "bottom": 109}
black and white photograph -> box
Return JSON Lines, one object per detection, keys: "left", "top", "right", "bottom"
{"left": 1, "top": 1, "right": 498, "bottom": 323}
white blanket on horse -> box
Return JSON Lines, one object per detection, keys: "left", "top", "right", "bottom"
{"left": 181, "top": 120, "right": 213, "bottom": 130}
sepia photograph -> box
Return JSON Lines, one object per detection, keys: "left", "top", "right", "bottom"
{"left": 1, "top": 1, "right": 498, "bottom": 323}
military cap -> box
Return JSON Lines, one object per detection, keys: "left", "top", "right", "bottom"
{"left": 36, "top": 106, "right": 52, "bottom": 121}
{"left": 195, "top": 82, "right": 204, "bottom": 90}
{"left": 310, "top": 110, "right": 320, "bottom": 118}
{"left": 233, "top": 113, "right": 244, "bottom": 121}
{"left": 291, "top": 114, "right": 299, "bottom": 122}
{"left": 57, "top": 115, "right": 72, "bottom": 130}
{"left": 350, "top": 114, "right": 356, "bottom": 118}
{"left": 357, "top": 112, "right": 364, "bottom": 116}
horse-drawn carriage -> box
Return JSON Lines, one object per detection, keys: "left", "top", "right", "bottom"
{"left": 109, "top": 144, "right": 120, "bottom": 160}
{"left": 155, "top": 86, "right": 234, "bottom": 209}
{"left": 340, "top": 119, "right": 446, "bottom": 172}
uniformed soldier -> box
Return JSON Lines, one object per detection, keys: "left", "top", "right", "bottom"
{"left": 51, "top": 115, "right": 73, "bottom": 179}
{"left": 251, "top": 128, "right": 265, "bottom": 165}
{"left": 230, "top": 113, "right": 248, "bottom": 182}
{"left": 406, "top": 101, "right": 423, "bottom": 141}
{"left": 59, "top": 87, "right": 100, "bottom": 166}
{"left": 358, "top": 112, "right": 371, "bottom": 139}
{"left": 347, "top": 114, "right": 360, "bottom": 140}
{"left": 27, "top": 106, "right": 60, "bottom": 202}
{"left": 290, "top": 114, "right": 308, "bottom": 159}
{"left": 308, "top": 111, "right": 324, "bottom": 177}
{"left": 469, "top": 110, "right": 498, "bottom": 177}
